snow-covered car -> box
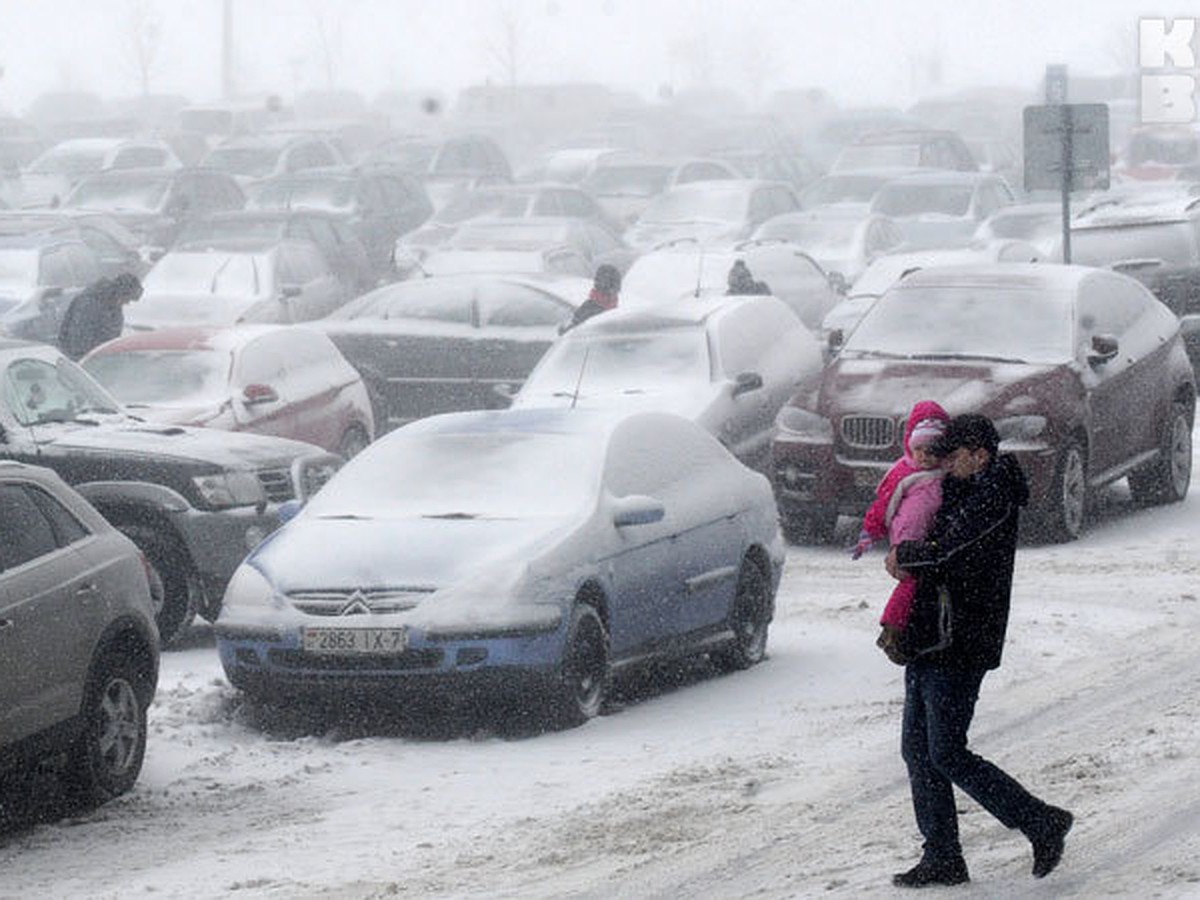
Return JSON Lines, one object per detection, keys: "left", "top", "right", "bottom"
{"left": 0, "top": 460, "right": 159, "bottom": 807}
{"left": 752, "top": 206, "right": 903, "bottom": 284}
{"left": 81, "top": 324, "right": 375, "bottom": 458}
{"left": 772, "top": 264, "right": 1195, "bottom": 544}
{"left": 511, "top": 296, "right": 823, "bottom": 472}
{"left": 624, "top": 179, "right": 800, "bottom": 251}
{"left": 620, "top": 240, "right": 843, "bottom": 332}
{"left": 868, "top": 171, "right": 1015, "bottom": 249}
{"left": 126, "top": 238, "right": 347, "bottom": 330}
{"left": 216, "top": 408, "right": 785, "bottom": 726}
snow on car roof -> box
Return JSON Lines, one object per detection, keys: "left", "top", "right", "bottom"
{"left": 892, "top": 262, "right": 1096, "bottom": 292}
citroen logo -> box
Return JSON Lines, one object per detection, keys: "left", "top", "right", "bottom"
{"left": 339, "top": 590, "right": 372, "bottom": 617}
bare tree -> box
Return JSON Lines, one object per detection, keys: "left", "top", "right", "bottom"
{"left": 122, "top": 0, "right": 162, "bottom": 96}
{"left": 486, "top": 3, "right": 526, "bottom": 93}
{"left": 309, "top": 0, "right": 345, "bottom": 92}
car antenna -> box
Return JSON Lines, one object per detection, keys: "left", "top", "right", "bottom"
{"left": 570, "top": 345, "right": 590, "bottom": 409}
{"left": 693, "top": 245, "right": 706, "bottom": 298}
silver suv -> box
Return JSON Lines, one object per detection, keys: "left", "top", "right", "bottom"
{"left": 0, "top": 461, "right": 159, "bottom": 806}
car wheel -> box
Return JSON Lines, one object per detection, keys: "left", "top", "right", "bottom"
{"left": 711, "top": 560, "right": 771, "bottom": 672}
{"left": 1042, "top": 442, "right": 1088, "bottom": 542}
{"left": 1128, "top": 401, "right": 1193, "bottom": 506}
{"left": 65, "top": 655, "right": 148, "bottom": 806}
{"left": 780, "top": 507, "right": 837, "bottom": 545}
{"left": 337, "top": 424, "right": 371, "bottom": 459}
{"left": 117, "top": 524, "right": 196, "bottom": 646}
{"left": 547, "top": 604, "right": 608, "bottom": 728}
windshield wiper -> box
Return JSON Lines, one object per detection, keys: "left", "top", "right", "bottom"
{"left": 316, "top": 513, "right": 373, "bottom": 520}
{"left": 906, "top": 352, "right": 1028, "bottom": 364}
{"left": 422, "top": 512, "right": 478, "bottom": 520}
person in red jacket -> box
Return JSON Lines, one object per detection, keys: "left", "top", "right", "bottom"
{"left": 561, "top": 264, "right": 621, "bottom": 332}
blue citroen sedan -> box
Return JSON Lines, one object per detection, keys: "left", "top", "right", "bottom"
{"left": 215, "top": 407, "right": 784, "bottom": 727}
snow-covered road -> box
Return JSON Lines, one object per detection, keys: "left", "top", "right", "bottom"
{"left": 2, "top": 472, "right": 1199, "bottom": 899}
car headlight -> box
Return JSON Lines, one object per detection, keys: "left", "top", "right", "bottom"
{"left": 995, "top": 415, "right": 1048, "bottom": 443}
{"left": 220, "top": 564, "right": 282, "bottom": 615}
{"left": 192, "top": 471, "right": 266, "bottom": 508}
{"left": 775, "top": 406, "right": 834, "bottom": 442}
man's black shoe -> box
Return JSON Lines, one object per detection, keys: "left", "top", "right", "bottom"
{"left": 1030, "top": 806, "right": 1074, "bottom": 878}
{"left": 892, "top": 857, "right": 970, "bottom": 888}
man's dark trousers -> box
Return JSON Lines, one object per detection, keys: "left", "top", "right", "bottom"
{"left": 902, "top": 661, "right": 1050, "bottom": 861}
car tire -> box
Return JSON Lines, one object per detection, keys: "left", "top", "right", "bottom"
{"left": 117, "top": 524, "right": 196, "bottom": 646}
{"left": 337, "top": 424, "right": 371, "bottom": 459}
{"left": 1128, "top": 401, "right": 1193, "bottom": 506}
{"left": 1041, "top": 442, "right": 1088, "bottom": 542}
{"left": 711, "top": 559, "right": 771, "bottom": 672}
{"left": 64, "top": 655, "right": 148, "bottom": 806}
{"left": 780, "top": 507, "right": 837, "bottom": 545}
{"left": 546, "top": 603, "right": 608, "bottom": 729}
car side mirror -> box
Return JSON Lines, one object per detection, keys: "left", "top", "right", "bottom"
{"left": 732, "top": 371, "right": 764, "bottom": 397}
{"left": 1087, "top": 333, "right": 1119, "bottom": 366}
{"left": 611, "top": 494, "right": 665, "bottom": 527}
{"left": 827, "top": 271, "right": 848, "bottom": 294}
{"left": 827, "top": 328, "right": 845, "bottom": 354}
{"left": 491, "top": 382, "right": 515, "bottom": 405}
{"left": 242, "top": 383, "right": 279, "bottom": 405}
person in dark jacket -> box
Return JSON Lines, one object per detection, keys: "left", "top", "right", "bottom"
{"left": 884, "top": 414, "right": 1074, "bottom": 888}
{"left": 57, "top": 273, "right": 143, "bottom": 361}
{"left": 560, "top": 264, "right": 620, "bottom": 333}
{"left": 726, "top": 259, "right": 770, "bottom": 295}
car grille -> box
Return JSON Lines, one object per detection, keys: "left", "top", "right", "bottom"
{"left": 257, "top": 467, "right": 295, "bottom": 502}
{"left": 840, "top": 415, "right": 898, "bottom": 449}
{"left": 268, "top": 648, "right": 444, "bottom": 671}
{"left": 286, "top": 588, "right": 432, "bottom": 616}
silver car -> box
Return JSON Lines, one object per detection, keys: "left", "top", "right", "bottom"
{"left": 0, "top": 461, "right": 159, "bottom": 806}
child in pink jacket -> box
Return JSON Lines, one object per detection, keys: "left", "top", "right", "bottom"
{"left": 850, "top": 400, "right": 950, "bottom": 661}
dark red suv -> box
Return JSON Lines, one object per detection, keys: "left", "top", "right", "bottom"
{"left": 771, "top": 264, "right": 1195, "bottom": 542}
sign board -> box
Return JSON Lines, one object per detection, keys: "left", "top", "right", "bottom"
{"left": 1023, "top": 103, "right": 1110, "bottom": 192}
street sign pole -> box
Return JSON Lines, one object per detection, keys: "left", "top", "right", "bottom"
{"left": 1060, "top": 104, "right": 1072, "bottom": 264}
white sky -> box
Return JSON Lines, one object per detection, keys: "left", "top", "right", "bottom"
{"left": 0, "top": 0, "right": 1155, "bottom": 115}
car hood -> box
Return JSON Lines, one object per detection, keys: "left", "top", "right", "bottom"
{"left": 127, "top": 292, "right": 262, "bottom": 328}
{"left": 514, "top": 383, "right": 714, "bottom": 422}
{"left": 252, "top": 514, "right": 571, "bottom": 596}
{"left": 818, "top": 355, "right": 1068, "bottom": 419}
{"left": 38, "top": 419, "right": 319, "bottom": 468}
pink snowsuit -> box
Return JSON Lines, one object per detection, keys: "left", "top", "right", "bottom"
{"left": 860, "top": 400, "right": 950, "bottom": 629}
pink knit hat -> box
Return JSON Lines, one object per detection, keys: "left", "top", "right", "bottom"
{"left": 909, "top": 417, "right": 948, "bottom": 450}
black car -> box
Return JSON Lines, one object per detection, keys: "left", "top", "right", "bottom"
{"left": 0, "top": 339, "right": 340, "bottom": 644}
{"left": 177, "top": 209, "right": 375, "bottom": 296}
{"left": 61, "top": 166, "right": 245, "bottom": 257}
{"left": 311, "top": 273, "right": 588, "bottom": 433}
{"left": 245, "top": 166, "right": 433, "bottom": 279}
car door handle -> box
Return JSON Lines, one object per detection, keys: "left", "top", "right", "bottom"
{"left": 76, "top": 583, "right": 99, "bottom": 597}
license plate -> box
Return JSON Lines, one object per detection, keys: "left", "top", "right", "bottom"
{"left": 853, "top": 467, "right": 886, "bottom": 490}
{"left": 302, "top": 627, "right": 408, "bottom": 655}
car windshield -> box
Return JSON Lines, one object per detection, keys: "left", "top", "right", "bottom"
{"left": 330, "top": 278, "right": 478, "bottom": 321}
{"left": 0, "top": 249, "right": 39, "bottom": 290}
{"left": 526, "top": 329, "right": 711, "bottom": 394}
{"left": 800, "top": 175, "right": 888, "bottom": 206}
{"left": 843, "top": 283, "right": 1074, "bottom": 363}
{"left": 306, "top": 430, "right": 600, "bottom": 519}
{"left": 65, "top": 176, "right": 170, "bottom": 212}
{"left": 836, "top": 144, "right": 921, "bottom": 170}
{"left": 873, "top": 184, "right": 973, "bottom": 217}
{"left": 177, "top": 219, "right": 285, "bottom": 245}
{"left": 205, "top": 147, "right": 281, "bottom": 178}
{"left": 758, "top": 215, "right": 861, "bottom": 248}
{"left": 145, "top": 252, "right": 269, "bottom": 297}
{"left": 639, "top": 186, "right": 746, "bottom": 224}
{"left": 2, "top": 355, "right": 122, "bottom": 426}
{"left": 82, "top": 350, "right": 230, "bottom": 405}
{"left": 1071, "top": 222, "right": 1199, "bottom": 267}
{"left": 248, "top": 180, "right": 355, "bottom": 212}
{"left": 26, "top": 146, "right": 106, "bottom": 176}
{"left": 583, "top": 165, "right": 670, "bottom": 196}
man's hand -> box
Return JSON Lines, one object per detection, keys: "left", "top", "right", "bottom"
{"left": 876, "top": 624, "right": 911, "bottom": 665}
